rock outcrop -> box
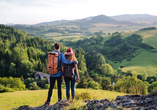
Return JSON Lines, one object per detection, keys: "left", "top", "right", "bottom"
{"left": 16, "top": 99, "right": 69, "bottom": 110}
{"left": 80, "top": 91, "right": 157, "bottom": 110}
{"left": 14, "top": 91, "right": 157, "bottom": 110}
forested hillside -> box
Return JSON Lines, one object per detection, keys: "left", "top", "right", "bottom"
{"left": 0, "top": 24, "right": 53, "bottom": 78}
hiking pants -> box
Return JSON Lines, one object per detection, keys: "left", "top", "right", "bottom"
{"left": 64, "top": 75, "right": 76, "bottom": 99}
{"left": 47, "top": 76, "right": 62, "bottom": 102}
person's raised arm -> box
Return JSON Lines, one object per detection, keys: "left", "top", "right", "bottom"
{"left": 74, "top": 64, "right": 79, "bottom": 82}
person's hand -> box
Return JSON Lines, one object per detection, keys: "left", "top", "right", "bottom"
{"left": 76, "top": 78, "right": 80, "bottom": 82}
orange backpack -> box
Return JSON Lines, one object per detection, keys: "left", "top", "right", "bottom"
{"left": 48, "top": 52, "right": 60, "bottom": 74}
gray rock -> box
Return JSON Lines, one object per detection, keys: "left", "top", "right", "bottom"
{"left": 108, "top": 101, "right": 117, "bottom": 108}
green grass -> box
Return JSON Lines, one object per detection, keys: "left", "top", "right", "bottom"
{"left": 109, "top": 29, "right": 157, "bottom": 76}
{"left": 122, "top": 66, "right": 157, "bottom": 76}
{"left": 0, "top": 89, "right": 127, "bottom": 110}
{"left": 111, "top": 50, "right": 157, "bottom": 75}
{"left": 121, "top": 31, "right": 157, "bottom": 75}
{"left": 123, "top": 50, "right": 157, "bottom": 67}
{"left": 145, "top": 34, "right": 157, "bottom": 48}
{"left": 44, "top": 32, "right": 62, "bottom": 37}
{"left": 123, "top": 29, "right": 157, "bottom": 39}
{"left": 41, "top": 31, "right": 94, "bottom": 41}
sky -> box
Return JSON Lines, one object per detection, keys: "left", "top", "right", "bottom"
{"left": 0, "top": 0, "right": 157, "bottom": 25}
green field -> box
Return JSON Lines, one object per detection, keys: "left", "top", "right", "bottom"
{"left": 44, "top": 32, "right": 63, "bottom": 37}
{"left": 89, "top": 23, "right": 147, "bottom": 33}
{"left": 123, "top": 29, "right": 157, "bottom": 39}
{"left": 110, "top": 50, "right": 157, "bottom": 75}
{"left": 0, "top": 89, "right": 127, "bottom": 110}
{"left": 112, "top": 29, "right": 157, "bottom": 75}
{"left": 41, "top": 32, "right": 93, "bottom": 41}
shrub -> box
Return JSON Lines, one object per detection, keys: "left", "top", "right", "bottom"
{"left": 101, "top": 77, "right": 111, "bottom": 90}
{"left": 45, "top": 84, "right": 50, "bottom": 89}
{"left": 37, "top": 78, "right": 48, "bottom": 88}
{"left": 114, "top": 76, "right": 148, "bottom": 95}
{"left": 148, "top": 81, "right": 157, "bottom": 93}
{"left": 75, "top": 92, "right": 92, "bottom": 100}
{"left": 6, "top": 84, "right": 10, "bottom": 88}
{"left": 0, "top": 84, "right": 14, "bottom": 93}
{"left": 88, "top": 81, "right": 100, "bottom": 90}
{"left": 24, "top": 77, "right": 49, "bottom": 89}
{"left": 0, "top": 77, "right": 26, "bottom": 91}
{"left": 29, "top": 82, "right": 39, "bottom": 90}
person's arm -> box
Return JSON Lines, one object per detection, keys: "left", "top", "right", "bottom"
{"left": 72, "top": 60, "right": 78, "bottom": 64}
{"left": 61, "top": 53, "right": 66, "bottom": 63}
{"left": 74, "top": 64, "right": 80, "bottom": 82}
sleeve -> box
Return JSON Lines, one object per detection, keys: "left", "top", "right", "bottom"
{"left": 61, "top": 53, "right": 66, "bottom": 63}
{"left": 72, "top": 60, "right": 78, "bottom": 64}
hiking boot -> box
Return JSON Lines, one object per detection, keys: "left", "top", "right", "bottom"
{"left": 44, "top": 101, "right": 50, "bottom": 106}
{"left": 67, "top": 97, "right": 70, "bottom": 100}
{"left": 58, "top": 98, "right": 62, "bottom": 102}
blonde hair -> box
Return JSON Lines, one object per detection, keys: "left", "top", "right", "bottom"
{"left": 65, "top": 54, "right": 77, "bottom": 62}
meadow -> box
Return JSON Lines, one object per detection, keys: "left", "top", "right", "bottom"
{"left": 0, "top": 89, "right": 127, "bottom": 110}
{"left": 109, "top": 29, "right": 157, "bottom": 76}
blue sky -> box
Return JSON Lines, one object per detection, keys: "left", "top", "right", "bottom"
{"left": 0, "top": 0, "right": 157, "bottom": 24}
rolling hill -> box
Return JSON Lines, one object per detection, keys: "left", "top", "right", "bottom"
{"left": 11, "top": 14, "right": 154, "bottom": 42}
{"left": 33, "top": 14, "right": 157, "bottom": 26}
{"left": 114, "top": 29, "right": 157, "bottom": 75}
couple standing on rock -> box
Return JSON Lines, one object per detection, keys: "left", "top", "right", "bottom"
{"left": 44, "top": 42, "right": 80, "bottom": 106}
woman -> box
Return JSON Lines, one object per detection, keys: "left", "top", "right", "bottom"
{"left": 62, "top": 48, "right": 80, "bottom": 101}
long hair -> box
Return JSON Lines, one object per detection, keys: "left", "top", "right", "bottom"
{"left": 65, "top": 54, "right": 77, "bottom": 62}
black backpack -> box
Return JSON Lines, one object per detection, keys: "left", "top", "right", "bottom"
{"left": 62, "top": 63, "right": 75, "bottom": 79}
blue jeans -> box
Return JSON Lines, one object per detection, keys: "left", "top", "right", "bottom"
{"left": 64, "top": 75, "right": 76, "bottom": 99}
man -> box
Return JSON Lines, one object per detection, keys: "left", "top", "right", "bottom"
{"left": 45, "top": 42, "right": 65, "bottom": 105}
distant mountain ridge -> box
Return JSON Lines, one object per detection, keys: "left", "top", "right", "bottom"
{"left": 91, "top": 14, "right": 117, "bottom": 23}
{"left": 34, "top": 14, "right": 151, "bottom": 26}
{"left": 10, "top": 14, "right": 157, "bottom": 41}
{"left": 6, "top": 14, "right": 157, "bottom": 26}
{"left": 110, "top": 14, "right": 157, "bottom": 23}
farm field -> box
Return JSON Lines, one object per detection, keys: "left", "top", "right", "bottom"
{"left": 89, "top": 23, "right": 147, "bottom": 33}
{"left": 0, "top": 89, "right": 127, "bottom": 110}
{"left": 123, "top": 29, "right": 157, "bottom": 39}
{"left": 41, "top": 32, "right": 93, "bottom": 41}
